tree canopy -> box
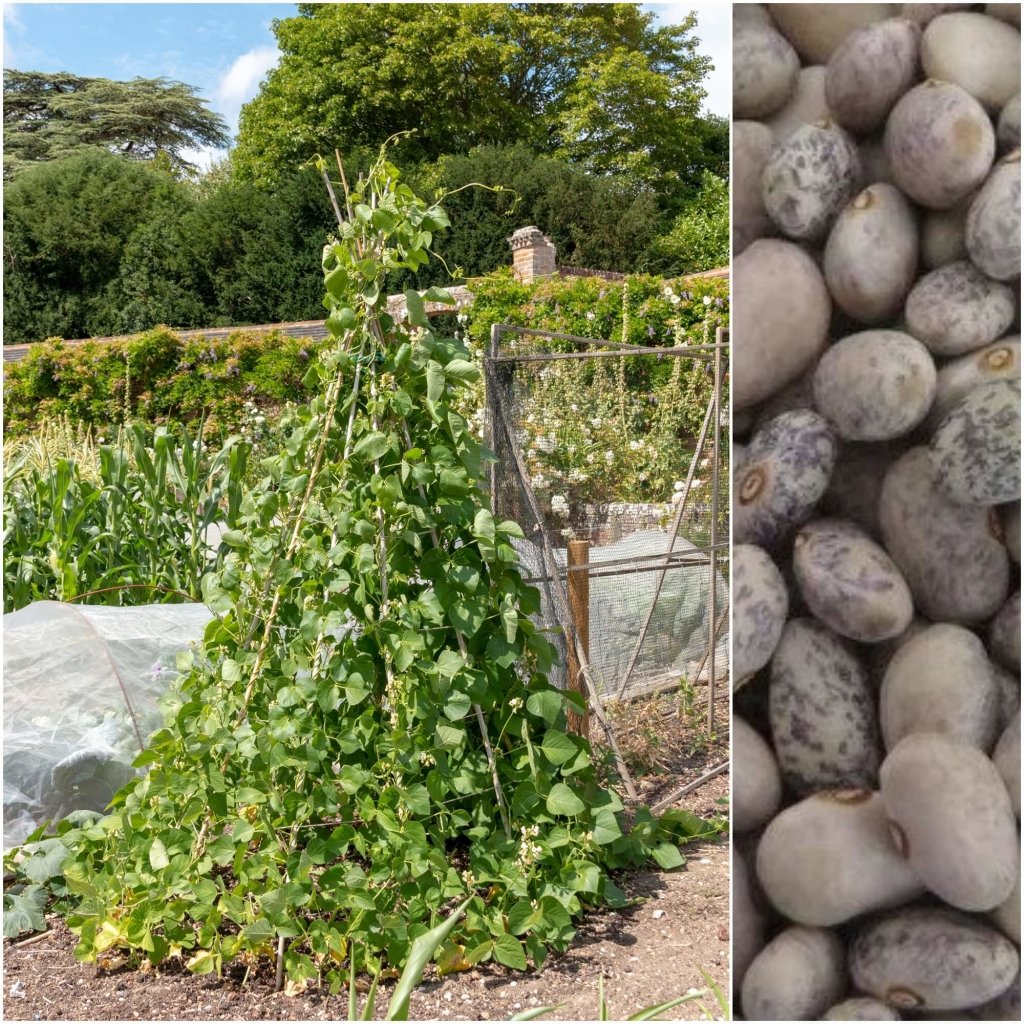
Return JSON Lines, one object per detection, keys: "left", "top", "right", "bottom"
{"left": 3, "top": 70, "right": 229, "bottom": 178}
{"left": 2, "top": 4, "right": 729, "bottom": 345}
{"left": 3, "top": 150, "right": 192, "bottom": 340}
{"left": 233, "top": 2, "right": 719, "bottom": 200}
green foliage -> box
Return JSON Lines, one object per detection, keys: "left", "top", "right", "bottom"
{"left": 3, "top": 8, "right": 727, "bottom": 346}
{"left": 647, "top": 171, "right": 730, "bottom": 276}
{"left": 408, "top": 144, "right": 665, "bottom": 282}
{"left": 2, "top": 421, "right": 248, "bottom": 612}
{"left": 3, "top": 884, "right": 48, "bottom": 938}
{"left": 234, "top": 3, "right": 720, "bottom": 202}
{"left": 459, "top": 270, "right": 729, "bottom": 504}
{"left": 3, "top": 328, "right": 316, "bottom": 438}
{"left": 115, "top": 165, "right": 338, "bottom": 332}
{"left": 3, "top": 70, "right": 228, "bottom": 178}
{"left": 3, "top": 270, "right": 728, "bottom": 474}
{"left": 28, "top": 154, "right": 718, "bottom": 991}
{"left": 3, "top": 157, "right": 339, "bottom": 345}
{"left": 2, "top": 151, "right": 193, "bottom": 343}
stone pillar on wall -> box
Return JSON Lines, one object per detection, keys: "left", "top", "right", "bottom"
{"left": 508, "top": 226, "right": 557, "bottom": 283}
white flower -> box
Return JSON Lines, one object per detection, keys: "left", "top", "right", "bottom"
{"left": 537, "top": 435, "right": 555, "bottom": 454}
{"left": 629, "top": 440, "right": 641, "bottom": 451}
{"left": 570, "top": 404, "right": 578, "bottom": 412}
{"left": 604, "top": 450, "right": 614, "bottom": 464}
{"left": 673, "top": 480, "right": 685, "bottom": 492}
{"left": 591, "top": 417, "right": 602, "bottom": 428}
{"left": 585, "top": 311, "right": 596, "bottom": 321}
{"left": 509, "top": 697, "right": 524, "bottom": 712}
{"left": 703, "top": 295, "right": 712, "bottom": 306}
{"left": 671, "top": 491, "right": 683, "bottom": 503}
{"left": 516, "top": 823, "right": 544, "bottom": 870}
{"left": 551, "top": 494, "right": 570, "bottom": 517}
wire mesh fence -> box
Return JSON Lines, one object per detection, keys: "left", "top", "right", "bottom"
{"left": 484, "top": 322, "right": 729, "bottom": 731}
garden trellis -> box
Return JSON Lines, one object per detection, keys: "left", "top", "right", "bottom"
{"left": 484, "top": 321, "right": 730, "bottom": 734}
{"left": 7, "top": 153, "right": 719, "bottom": 988}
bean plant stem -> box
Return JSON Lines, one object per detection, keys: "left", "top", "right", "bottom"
{"left": 195, "top": 372, "right": 347, "bottom": 857}
{"left": 400, "top": 421, "right": 512, "bottom": 839}
{"left": 649, "top": 762, "right": 728, "bottom": 815}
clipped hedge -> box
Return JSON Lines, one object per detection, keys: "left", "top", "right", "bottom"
{"left": 3, "top": 270, "right": 728, "bottom": 438}
{"left": 3, "top": 327, "right": 318, "bottom": 438}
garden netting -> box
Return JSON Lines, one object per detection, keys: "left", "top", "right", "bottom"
{"left": 485, "top": 322, "right": 730, "bottom": 704}
{"left": 2, "top": 600, "right": 212, "bottom": 849}
{"left": 512, "top": 531, "right": 728, "bottom": 698}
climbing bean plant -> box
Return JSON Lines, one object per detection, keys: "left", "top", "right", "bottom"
{"left": 49, "top": 153, "right": 715, "bottom": 990}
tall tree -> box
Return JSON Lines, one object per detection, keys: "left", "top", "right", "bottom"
{"left": 233, "top": 3, "right": 717, "bottom": 202}
{"left": 3, "top": 150, "right": 192, "bottom": 342}
{"left": 3, "top": 70, "right": 229, "bottom": 178}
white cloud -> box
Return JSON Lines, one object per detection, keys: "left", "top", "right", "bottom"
{"left": 217, "top": 44, "right": 279, "bottom": 106}
{"left": 208, "top": 43, "right": 280, "bottom": 151}
{"left": 3, "top": 3, "right": 23, "bottom": 31}
{"left": 3, "top": 3, "right": 25, "bottom": 65}
{"left": 179, "top": 143, "right": 222, "bottom": 174}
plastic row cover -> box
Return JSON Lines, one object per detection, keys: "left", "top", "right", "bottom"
{"left": 3, "top": 601, "right": 212, "bottom": 849}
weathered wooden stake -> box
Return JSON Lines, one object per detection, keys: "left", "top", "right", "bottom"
{"left": 708, "top": 328, "right": 723, "bottom": 736}
{"left": 566, "top": 539, "right": 591, "bottom": 740}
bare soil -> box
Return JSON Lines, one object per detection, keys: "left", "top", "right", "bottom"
{"left": 3, "top": 691, "right": 730, "bottom": 1022}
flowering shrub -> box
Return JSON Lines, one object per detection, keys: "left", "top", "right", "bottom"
{"left": 4, "top": 266, "right": 728, "bottom": 508}
{"left": 3, "top": 328, "right": 314, "bottom": 439}
{"left": 457, "top": 270, "right": 729, "bottom": 509}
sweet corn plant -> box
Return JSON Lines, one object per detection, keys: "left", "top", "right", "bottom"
{"left": 51, "top": 152, "right": 715, "bottom": 989}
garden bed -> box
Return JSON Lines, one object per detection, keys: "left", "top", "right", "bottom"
{"left": 3, "top": 694, "right": 730, "bottom": 1022}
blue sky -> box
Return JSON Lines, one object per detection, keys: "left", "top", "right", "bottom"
{"left": 2, "top": 1, "right": 730, "bottom": 168}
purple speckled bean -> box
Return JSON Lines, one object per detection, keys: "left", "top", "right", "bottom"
{"left": 904, "top": 261, "right": 1016, "bottom": 357}
{"left": 966, "top": 150, "right": 1021, "bottom": 280}
{"left": 770, "top": 617, "right": 881, "bottom": 794}
{"left": 736, "top": 409, "right": 837, "bottom": 548}
{"left": 879, "top": 447, "right": 1009, "bottom": 623}
{"left": 850, "top": 906, "right": 1020, "bottom": 1011}
{"left": 793, "top": 517, "right": 914, "bottom": 642}
{"left": 930, "top": 379, "right": 1021, "bottom": 505}
{"left": 734, "top": 543, "right": 790, "bottom": 685}
{"left": 763, "top": 119, "right": 863, "bottom": 239}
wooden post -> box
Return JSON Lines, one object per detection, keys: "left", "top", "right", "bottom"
{"left": 708, "top": 328, "right": 722, "bottom": 736}
{"left": 566, "top": 539, "right": 591, "bottom": 740}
